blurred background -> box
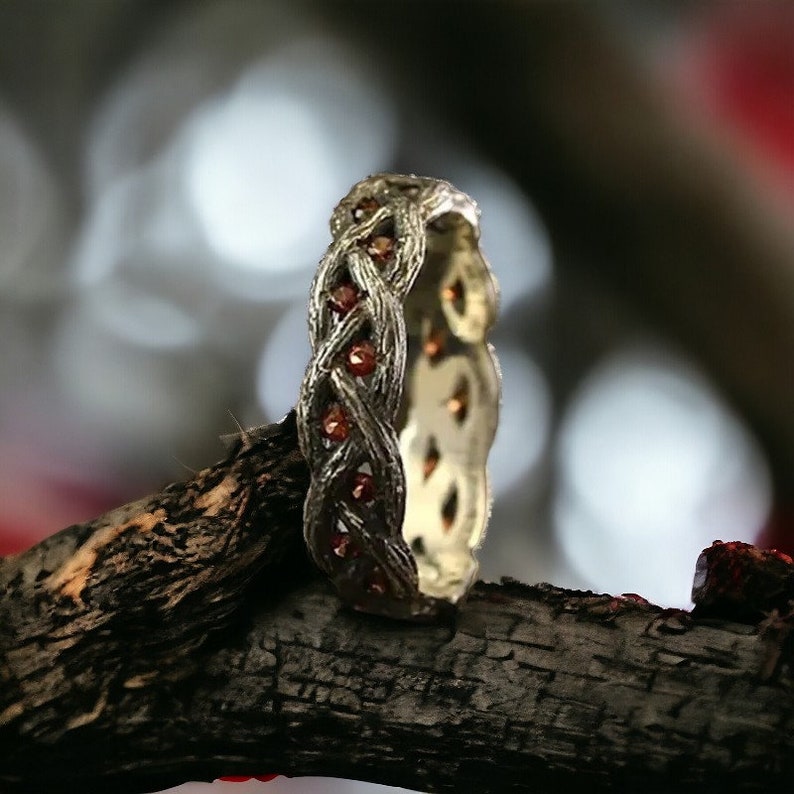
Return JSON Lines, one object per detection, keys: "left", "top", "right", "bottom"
{"left": 2, "top": 1, "right": 794, "bottom": 791}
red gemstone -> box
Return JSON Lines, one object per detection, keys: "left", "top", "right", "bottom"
{"left": 328, "top": 283, "right": 360, "bottom": 315}
{"left": 423, "top": 328, "right": 445, "bottom": 360}
{"left": 423, "top": 449, "right": 439, "bottom": 481}
{"left": 320, "top": 404, "right": 350, "bottom": 442}
{"left": 446, "top": 381, "right": 469, "bottom": 423}
{"left": 345, "top": 340, "right": 377, "bottom": 377}
{"left": 441, "top": 487, "right": 458, "bottom": 532}
{"left": 330, "top": 531, "right": 357, "bottom": 558}
{"left": 441, "top": 279, "right": 465, "bottom": 306}
{"left": 442, "top": 279, "right": 464, "bottom": 303}
{"left": 367, "top": 567, "right": 389, "bottom": 595}
{"left": 350, "top": 472, "right": 375, "bottom": 503}
{"left": 353, "top": 197, "right": 380, "bottom": 222}
{"left": 363, "top": 234, "right": 395, "bottom": 262}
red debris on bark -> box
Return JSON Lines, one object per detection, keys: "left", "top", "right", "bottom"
{"left": 691, "top": 539, "right": 794, "bottom": 620}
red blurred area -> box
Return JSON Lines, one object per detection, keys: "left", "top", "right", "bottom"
{"left": 672, "top": 4, "right": 794, "bottom": 556}
{"left": 758, "top": 504, "right": 794, "bottom": 558}
{"left": 0, "top": 450, "right": 129, "bottom": 556}
{"left": 675, "top": 4, "right": 794, "bottom": 202}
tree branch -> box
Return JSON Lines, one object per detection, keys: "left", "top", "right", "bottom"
{"left": 1, "top": 413, "right": 792, "bottom": 793}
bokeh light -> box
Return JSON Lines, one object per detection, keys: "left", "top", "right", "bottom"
{"left": 0, "top": 102, "right": 65, "bottom": 301}
{"left": 52, "top": 304, "right": 223, "bottom": 458}
{"left": 256, "top": 301, "right": 309, "bottom": 422}
{"left": 401, "top": 142, "right": 553, "bottom": 314}
{"left": 555, "top": 348, "right": 771, "bottom": 607}
{"left": 181, "top": 40, "right": 396, "bottom": 292}
{"left": 452, "top": 164, "right": 553, "bottom": 314}
{"left": 86, "top": 281, "right": 203, "bottom": 351}
{"left": 488, "top": 348, "right": 552, "bottom": 497}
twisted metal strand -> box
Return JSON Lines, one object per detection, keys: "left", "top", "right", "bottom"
{"left": 297, "top": 174, "right": 499, "bottom": 621}
{"left": 297, "top": 189, "right": 427, "bottom": 613}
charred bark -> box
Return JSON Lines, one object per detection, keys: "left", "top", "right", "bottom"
{"left": 1, "top": 414, "right": 792, "bottom": 793}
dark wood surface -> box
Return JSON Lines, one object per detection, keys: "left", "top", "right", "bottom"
{"left": 1, "top": 414, "right": 792, "bottom": 793}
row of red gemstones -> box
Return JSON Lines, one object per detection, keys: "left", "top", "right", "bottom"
{"left": 320, "top": 196, "right": 390, "bottom": 446}
{"left": 323, "top": 198, "right": 390, "bottom": 593}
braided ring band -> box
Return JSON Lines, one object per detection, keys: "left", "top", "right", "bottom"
{"left": 297, "top": 173, "right": 500, "bottom": 621}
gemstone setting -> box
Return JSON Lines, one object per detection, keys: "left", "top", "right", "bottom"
{"left": 321, "top": 404, "right": 350, "bottom": 442}
{"left": 363, "top": 234, "right": 395, "bottom": 263}
{"left": 328, "top": 283, "right": 360, "bottom": 315}
{"left": 350, "top": 471, "right": 375, "bottom": 503}
{"left": 353, "top": 197, "right": 380, "bottom": 222}
{"left": 424, "top": 328, "right": 445, "bottom": 360}
{"left": 367, "top": 567, "right": 389, "bottom": 595}
{"left": 345, "top": 340, "right": 377, "bottom": 377}
{"left": 330, "top": 531, "right": 358, "bottom": 558}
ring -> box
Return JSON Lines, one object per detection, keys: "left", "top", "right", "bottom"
{"left": 297, "top": 173, "right": 500, "bottom": 621}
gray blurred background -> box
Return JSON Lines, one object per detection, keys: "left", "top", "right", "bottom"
{"left": 2, "top": 2, "right": 794, "bottom": 791}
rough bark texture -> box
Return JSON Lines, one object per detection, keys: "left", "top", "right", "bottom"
{"left": 1, "top": 413, "right": 793, "bottom": 793}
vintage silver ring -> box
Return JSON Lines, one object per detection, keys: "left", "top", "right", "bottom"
{"left": 297, "top": 173, "right": 500, "bottom": 621}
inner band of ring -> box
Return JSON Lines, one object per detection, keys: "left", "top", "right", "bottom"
{"left": 297, "top": 173, "right": 500, "bottom": 621}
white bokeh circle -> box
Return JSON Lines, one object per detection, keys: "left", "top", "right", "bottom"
{"left": 555, "top": 348, "right": 771, "bottom": 607}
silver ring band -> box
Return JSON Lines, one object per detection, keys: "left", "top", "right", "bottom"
{"left": 297, "top": 173, "right": 500, "bottom": 621}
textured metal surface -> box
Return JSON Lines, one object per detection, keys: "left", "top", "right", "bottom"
{"left": 297, "top": 174, "right": 499, "bottom": 620}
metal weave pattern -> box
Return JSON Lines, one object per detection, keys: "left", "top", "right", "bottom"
{"left": 297, "top": 174, "right": 498, "bottom": 621}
